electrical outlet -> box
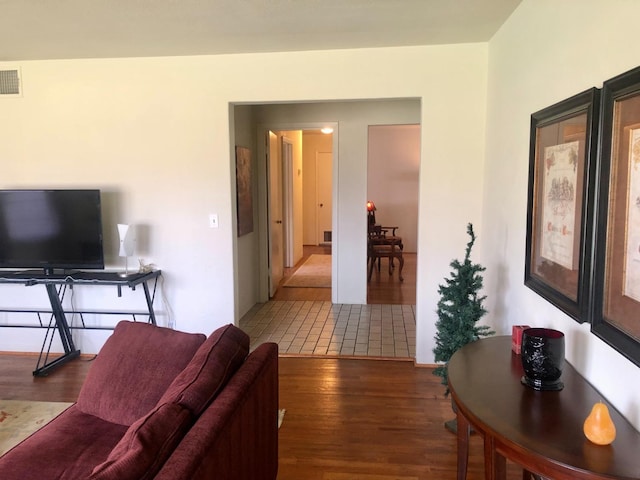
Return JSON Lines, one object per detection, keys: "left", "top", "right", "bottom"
{"left": 209, "top": 214, "right": 219, "bottom": 228}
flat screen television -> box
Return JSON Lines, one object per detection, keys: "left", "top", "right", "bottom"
{"left": 0, "top": 189, "right": 104, "bottom": 273}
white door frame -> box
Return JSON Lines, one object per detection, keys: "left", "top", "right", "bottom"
{"left": 282, "top": 137, "right": 295, "bottom": 268}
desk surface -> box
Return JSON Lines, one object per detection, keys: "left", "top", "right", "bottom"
{"left": 448, "top": 336, "right": 640, "bottom": 480}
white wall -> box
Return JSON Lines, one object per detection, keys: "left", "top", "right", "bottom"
{"left": 0, "top": 45, "right": 488, "bottom": 376}
{"left": 484, "top": 0, "right": 640, "bottom": 430}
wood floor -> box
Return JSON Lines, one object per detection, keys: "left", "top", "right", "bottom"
{"left": 272, "top": 245, "right": 417, "bottom": 305}
{"left": 0, "top": 353, "right": 525, "bottom": 479}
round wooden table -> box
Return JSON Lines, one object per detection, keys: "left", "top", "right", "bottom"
{"left": 448, "top": 336, "right": 640, "bottom": 480}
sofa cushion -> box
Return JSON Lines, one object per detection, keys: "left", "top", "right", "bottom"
{"left": 77, "top": 321, "right": 206, "bottom": 426}
{"left": 157, "top": 324, "right": 249, "bottom": 415}
{"left": 0, "top": 405, "right": 128, "bottom": 480}
{"left": 88, "top": 402, "right": 193, "bottom": 480}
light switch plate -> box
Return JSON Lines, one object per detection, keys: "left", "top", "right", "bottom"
{"left": 209, "top": 214, "right": 219, "bottom": 228}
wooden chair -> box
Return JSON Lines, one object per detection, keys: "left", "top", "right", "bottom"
{"left": 378, "top": 226, "right": 403, "bottom": 255}
{"left": 368, "top": 225, "right": 404, "bottom": 282}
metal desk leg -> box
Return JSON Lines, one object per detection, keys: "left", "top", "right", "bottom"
{"left": 142, "top": 280, "right": 157, "bottom": 325}
{"left": 34, "top": 284, "right": 81, "bottom": 376}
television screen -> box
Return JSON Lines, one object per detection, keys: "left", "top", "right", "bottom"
{"left": 0, "top": 189, "right": 104, "bottom": 272}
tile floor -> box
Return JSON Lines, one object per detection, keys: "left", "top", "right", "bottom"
{"left": 240, "top": 301, "right": 416, "bottom": 359}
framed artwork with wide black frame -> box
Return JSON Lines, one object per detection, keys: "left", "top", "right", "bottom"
{"left": 592, "top": 66, "right": 640, "bottom": 367}
{"left": 525, "top": 88, "right": 600, "bottom": 322}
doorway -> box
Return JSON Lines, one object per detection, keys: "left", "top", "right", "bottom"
{"left": 267, "top": 128, "right": 334, "bottom": 301}
{"left": 233, "top": 98, "right": 421, "bottom": 311}
{"left": 234, "top": 100, "right": 420, "bottom": 359}
{"left": 316, "top": 151, "right": 332, "bottom": 246}
{"left": 366, "top": 124, "right": 420, "bottom": 305}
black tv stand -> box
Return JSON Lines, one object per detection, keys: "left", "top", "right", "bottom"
{"left": 43, "top": 268, "right": 80, "bottom": 276}
{"left": 0, "top": 269, "right": 161, "bottom": 376}
{"left": 12, "top": 269, "right": 80, "bottom": 280}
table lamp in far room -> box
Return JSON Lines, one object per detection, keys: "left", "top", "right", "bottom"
{"left": 117, "top": 223, "right": 136, "bottom": 277}
{"left": 367, "top": 200, "right": 376, "bottom": 227}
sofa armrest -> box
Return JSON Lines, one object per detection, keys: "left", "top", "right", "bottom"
{"left": 153, "top": 342, "right": 279, "bottom": 480}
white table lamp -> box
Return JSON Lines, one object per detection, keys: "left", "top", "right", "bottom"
{"left": 117, "top": 223, "right": 136, "bottom": 277}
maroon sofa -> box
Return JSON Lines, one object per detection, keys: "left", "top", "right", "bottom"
{"left": 0, "top": 321, "right": 279, "bottom": 480}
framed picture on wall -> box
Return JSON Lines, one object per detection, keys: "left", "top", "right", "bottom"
{"left": 235, "top": 146, "right": 253, "bottom": 237}
{"left": 592, "top": 66, "right": 640, "bottom": 367}
{"left": 524, "top": 88, "right": 600, "bottom": 322}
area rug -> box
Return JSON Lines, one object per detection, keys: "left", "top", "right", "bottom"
{"left": 0, "top": 400, "right": 72, "bottom": 455}
{"left": 283, "top": 254, "right": 331, "bottom": 288}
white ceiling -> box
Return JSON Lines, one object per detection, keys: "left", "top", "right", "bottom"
{"left": 0, "top": 0, "right": 522, "bottom": 62}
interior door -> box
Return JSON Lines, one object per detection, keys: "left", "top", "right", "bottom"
{"left": 316, "top": 151, "right": 333, "bottom": 244}
{"left": 268, "top": 131, "right": 284, "bottom": 297}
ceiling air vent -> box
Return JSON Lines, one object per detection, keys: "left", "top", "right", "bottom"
{"left": 0, "top": 69, "right": 21, "bottom": 97}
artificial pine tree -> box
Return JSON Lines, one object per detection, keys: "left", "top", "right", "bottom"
{"left": 433, "top": 223, "right": 493, "bottom": 395}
